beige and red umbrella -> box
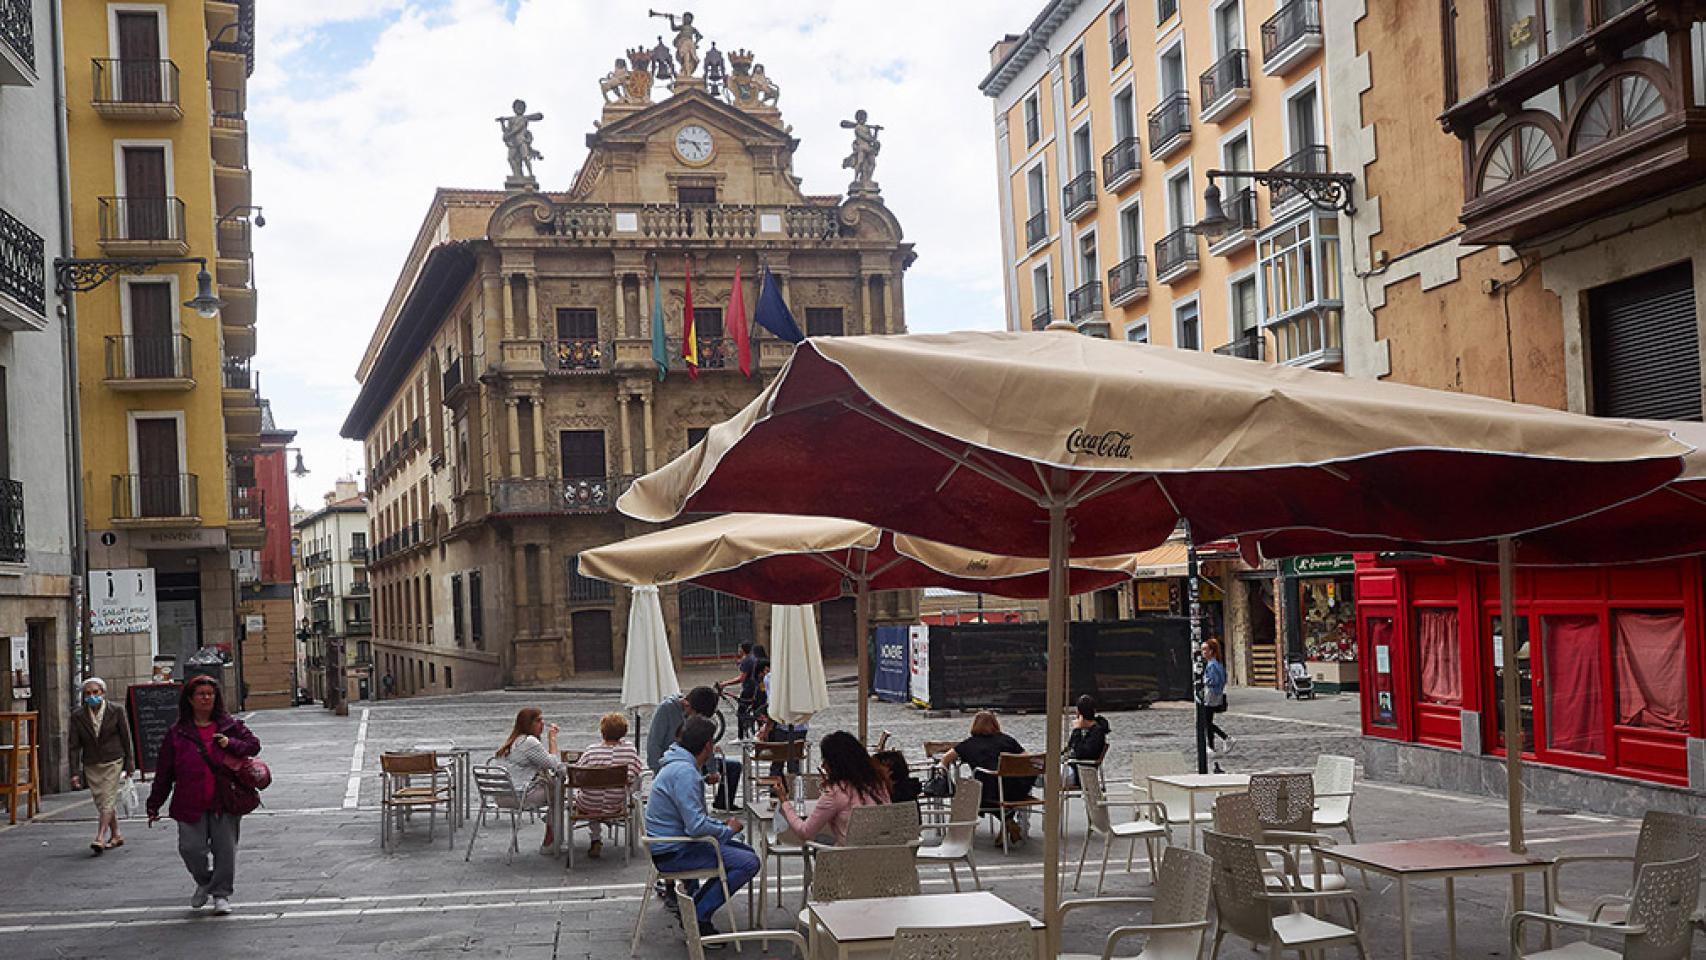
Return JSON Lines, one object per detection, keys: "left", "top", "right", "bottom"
{"left": 616, "top": 330, "right": 1688, "bottom": 941}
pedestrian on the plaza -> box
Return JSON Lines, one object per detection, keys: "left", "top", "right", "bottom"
{"left": 1199, "top": 638, "right": 1233, "bottom": 756}
{"left": 644, "top": 686, "right": 742, "bottom": 811}
{"left": 941, "top": 711, "right": 1034, "bottom": 846}
{"left": 68, "top": 677, "right": 136, "bottom": 854}
{"left": 716, "top": 641, "right": 758, "bottom": 740}
{"left": 778, "top": 730, "right": 889, "bottom": 846}
{"left": 1063, "top": 694, "right": 1110, "bottom": 788}
{"left": 381, "top": 673, "right": 394, "bottom": 698}
{"left": 644, "top": 716, "right": 759, "bottom": 939}
{"left": 493, "top": 706, "right": 564, "bottom": 853}
{"left": 145, "top": 676, "right": 262, "bottom": 916}
{"left": 572, "top": 712, "right": 642, "bottom": 859}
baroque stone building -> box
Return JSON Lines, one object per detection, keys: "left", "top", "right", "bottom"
{"left": 342, "top": 43, "right": 915, "bottom": 694}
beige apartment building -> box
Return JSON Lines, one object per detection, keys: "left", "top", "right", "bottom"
{"left": 341, "top": 33, "right": 916, "bottom": 695}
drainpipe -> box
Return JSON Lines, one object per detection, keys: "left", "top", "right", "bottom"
{"left": 50, "top": 0, "right": 89, "bottom": 687}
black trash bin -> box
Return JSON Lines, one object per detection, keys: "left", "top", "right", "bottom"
{"left": 183, "top": 647, "right": 225, "bottom": 684}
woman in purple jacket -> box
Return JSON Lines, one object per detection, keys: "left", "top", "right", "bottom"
{"left": 146, "top": 676, "right": 261, "bottom": 915}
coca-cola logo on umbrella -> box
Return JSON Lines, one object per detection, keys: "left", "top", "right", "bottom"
{"left": 1065, "top": 428, "right": 1134, "bottom": 459}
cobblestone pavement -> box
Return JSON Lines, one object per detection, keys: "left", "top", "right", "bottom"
{"left": 0, "top": 667, "right": 1657, "bottom": 959}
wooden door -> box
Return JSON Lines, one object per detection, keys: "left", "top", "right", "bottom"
{"left": 135, "top": 418, "right": 180, "bottom": 517}
{"left": 122, "top": 147, "right": 168, "bottom": 239}
{"left": 129, "top": 282, "right": 174, "bottom": 377}
{"left": 570, "top": 610, "right": 614, "bottom": 673}
{"left": 116, "top": 12, "right": 161, "bottom": 102}
{"left": 819, "top": 597, "right": 857, "bottom": 660}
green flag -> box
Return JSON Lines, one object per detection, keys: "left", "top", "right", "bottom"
{"left": 650, "top": 264, "right": 667, "bottom": 382}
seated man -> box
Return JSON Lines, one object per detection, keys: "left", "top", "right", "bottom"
{"left": 646, "top": 685, "right": 743, "bottom": 811}
{"left": 644, "top": 717, "right": 759, "bottom": 939}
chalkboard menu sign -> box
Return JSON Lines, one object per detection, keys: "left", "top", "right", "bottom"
{"left": 127, "top": 683, "right": 181, "bottom": 774}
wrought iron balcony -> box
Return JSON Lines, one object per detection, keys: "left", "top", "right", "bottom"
{"left": 0, "top": 0, "right": 33, "bottom": 78}
{"left": 1062, "top": 171, "right": 1097, "bottom": 221}
{"left": 97, "top": 196, "right": 187, "bottom": 250}
{"left": 666, "top": 337, "right": 739, "bottom": 371}
{"left": 105, "top": 335, "right": 193, "bottom": 384}
{"left": 1109, "top": 25, "right": 1129, "bottom": 66}
{"left": 349, "top": 580, "right": 371, "bottom": 595}
{"left": 211, "top": 86, "right": 245, "bottom": 128}
{"left": 490, "top": 476, "right": 632, "bottom": 515}
{"left": 1025, "top": 210, "right": 1048, "bottom": 248}
{"left": 1213, "top": 330, "right": 1266, "bottom": 361}
{"left": 1209, "top": 187, "right": 1260, "bottom": 253}
{"left": 208, "top": 0, "right": 255, "bottom": 76}
{"left": 346, "top": 619, "right": 373, "bottom": 636}
{"left": 112, "top": 473, "right": 199, "bottom": 521}
{"left": 91, "top": 59, "right": 180, "bottom": 117}
{"left": 230, "top": 485, "right": 263, "bottom": 522}
{"left": 1261, "top": 0, "right": 1322, "bottom": 76}
{"left": 1154, "top": 225, "right": 1200, "bottom": 282}
{"left": 551, "top": 338, "right": 606, "bottom": 373}
{"left": 1102, "top": 137, "right": 1142, "bottom": 192}
{"left": 1200, "top": 49, "right": 1250, "bottom": 123}
{"left": 1107, "top": 255, "right": 1149, "bottom": 306}
{"left": 1147, "top": 93, "right": 1192, "bottom": 160}
{"left": 0, "top": 206, "right": 46, "bottom": 327}
{"left": 1067, "top": 280, "right": 1103, "bottom": 322}
{"left": 223, "top": 356, "right": 253, "bottom": 390}
{"left": 1269, "top": 145, "right": 1329, "bottom": 213}
{"left": 348, "top": 547, "right": 368, "bottom": 562}
{"left": 0, "top": 478, "right": 21, "bottom": 564}
{"left": 441, "top": 355, "right": 464, "bottom": 395}
{"left": 1030, "top": 305, "right": 1053, "bottom": 331}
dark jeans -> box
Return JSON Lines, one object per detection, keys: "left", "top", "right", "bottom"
{"left": 764, "top": 725, "right": 808, "bottom": 779}
{"left": 1197, "top": 703, "right": 1229, "bottom": 748}
{"left": 651, "top": 838, "right": 760, "bottom": 923}
{"left": 177, "top": 812, "right": 241, "bottom": 898}
{"left": 711, "top": 758, "right": 742, "bottom": 809}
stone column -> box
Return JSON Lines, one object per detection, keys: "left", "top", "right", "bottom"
{"left": 641, "top": 389, "right": 657, "bottom": 472}
{"left": 502, "top": 274, "right": 516, "bottom": 338}
{"left": 616, "top": 393, "right": 635, "bottom": 475}
{"left": 505, "top": 399, "right": 522, "bottom": 476}
{"left": 530, "top": 396, "right": 547, "bottom": 478}
{"left": 483, "top": 273, "right": 503, "bottom": 334}
{"left": 881, "top": 274, "right": 895, "bottom": 334}
{"left": 857, "top": 273, "right": 874, "bottom": 336}
{"left": 526, "top": 272, "right": 540, "bottom": 339}
{"left": 512, "top": 544, "right": 530, "bottom": 636}
{"left": 613, "top": 272, "right": 629, "bottom": 338}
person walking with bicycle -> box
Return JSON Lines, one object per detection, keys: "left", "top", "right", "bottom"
{"left": 716, "top": 641, "right": 761, "bottom": 740}
{"left": 644, "top": 686, "right": 742, "bottom": 811}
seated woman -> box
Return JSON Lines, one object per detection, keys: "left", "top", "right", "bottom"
{"left": 1064, "top": 694, "right": 1111, "bottom": 788}
{"left": 941, "top": 711, "right": 1034, "bottom": 846}
{"left": 572, "top": 712, "right": 643, "bottom": 859}
{"left": 778, "top": 731, "right": 889, "bottom": 846}
{"left": 494, "top": 706, "right": 564, "bottom": 853}
{"left": 874, "top": 750, "right": 922, "bottom": 804}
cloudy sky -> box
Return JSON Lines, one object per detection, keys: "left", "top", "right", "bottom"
{"left": 252, "top": 0, "right": 1034, "bottom": 507}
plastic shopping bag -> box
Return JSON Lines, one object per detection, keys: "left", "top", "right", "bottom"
{"left": 117, "top": 775, "right": 139, "bottom": 818}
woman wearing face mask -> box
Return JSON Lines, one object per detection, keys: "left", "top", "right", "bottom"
{"left": 68, "top": 678, "right": 136, "bottom": 854}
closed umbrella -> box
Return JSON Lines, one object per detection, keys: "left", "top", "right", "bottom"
{"left": 621, "top": 585, "right": 680, "bottom": 751}
{"left": 617, "top": 330, "right": 1688, "bottom": 943}
{"left": 768, "top": 604, "right": 829, "bottom": 726}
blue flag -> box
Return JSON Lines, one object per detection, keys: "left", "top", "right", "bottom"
{"left": 650, "top": 264, "right": 668, "bottom": 382}
{"left": 753, "top": 266, "right": 805, "bottom": 343}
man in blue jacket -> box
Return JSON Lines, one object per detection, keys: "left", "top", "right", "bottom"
{"left": 645, "top": 716, "right": 759, "bottom": 939}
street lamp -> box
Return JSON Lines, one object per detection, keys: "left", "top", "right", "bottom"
{"left": 281, "top": 446, "right": 310, "bottom": 478}
{"left": 55, "top": 256, "right": 226, "bottom": 318}
{"left": 218, "top": 205, "right": 265, "bottom": 229}
{"left": 1192, "top": 167, "right": 1358, "bottom": 240}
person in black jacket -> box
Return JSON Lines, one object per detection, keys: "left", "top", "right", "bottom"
{"left": 1064, "top": 694, "right": 1110, "bottom": 788}
{"left": 941, "top": 711, "right": 1034, "bottom": 846}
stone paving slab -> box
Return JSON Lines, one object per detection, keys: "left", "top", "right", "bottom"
{"left": 0, "top": 668, "right": 1664, "bottom": 959}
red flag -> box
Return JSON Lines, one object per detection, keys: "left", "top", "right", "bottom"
{"left": 730, "top": 259, "right": 751, "bottom": 378}
{"left": 682, "top": 256, "right": 698, "bottom": 380}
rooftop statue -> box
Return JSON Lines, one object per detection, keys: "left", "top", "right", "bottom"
{"left": 726, "top": 50, "right": 778, "bottom": 108}
{"left": 497, "top": 99, "right": 544, "bottom": 186}
{"left": 840, "top": 109, "right": 881, "bottom": 191}
{"left": 649, "top": 9, "right": 702, "bottom": 79}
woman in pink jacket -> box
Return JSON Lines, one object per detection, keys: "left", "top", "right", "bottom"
{"left": 779, "top": 731, "right": 890, "bottom": 845}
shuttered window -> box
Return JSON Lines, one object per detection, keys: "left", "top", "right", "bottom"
{"left": 1590, "top": 264, "right": 1702, "bottom": 421}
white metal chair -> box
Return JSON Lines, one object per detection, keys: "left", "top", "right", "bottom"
{"left": 1073, "top": 765, "right": 1171, "bottom": 894}
{"left": 1248, "top": 773, "right": 1348, "bottom": 895}
{"left": 1060, "top": 741, "right": 1111, "bottom": 844}
{"left": 892, "top": 921, "right": 1036, "bottom": 960}
{"left": 802, "top": 844, "right": 920, "bottom": 954}
{"left": 379, "top": 751, "right": 455, "bottom": 852}
{"left": 1547, "top": 810, "right": 1706, "bottom": 929}
{"left": 1057, "top": 846, "right": 1215, "bottom": 960}
{"left": 916, "top": 779, "right": 984, "bottom": 891}
{"left": 1311, "top": 755, "right": 1359, "bottom": 844}
{"left": 1512, "top": 855, "right": 1699, "bottom": 960}
{"left": 631, "top": 835, "right": 741, "bottom": 956}
{"left": 676, "top": 887, "right": 805, "bottom": 960}
{"left": 464, "top": 763, "right": 545, "bottom": 862}
{"left": 1204, "top": 829, "right": 1369, "bottom": 959}
{"left": 564, "top": 763, "right": 634, "bottom": 867}
{"left": 844, "top": 800, "right": 921, "bottom": 846}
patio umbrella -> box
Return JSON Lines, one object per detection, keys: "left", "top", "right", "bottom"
{"left": 578, "top": 512, "right": 1145, "bottom": 740}
{"left": 616, "top": 330, "right": 1688, "bottom": 942}
{"left": 621, "top": 585, "right": 680, "bottom": 751}
{"left": 768, "top": 604, "right": 830, "bottom": 725}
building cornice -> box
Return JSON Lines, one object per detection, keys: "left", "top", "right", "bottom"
{"left": 979, "top": 0, "right": 1085, "bottom": 98}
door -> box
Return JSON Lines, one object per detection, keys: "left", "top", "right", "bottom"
{"left": 1487, "top": 612, "right": 1534, "bottom": 755}
{"left": 135, "top": 417, "right": 181, "bottom": 517}
{"left": 1079, "top": 234, "right": 1098, "bottom": 287}
{"left": 1113, "top": 89, "right": 1135, "bottom": 142}
{"left": 1119, "top": 204, "right": 1143, "bottom": 262}
{"left": 116, "top": 11, "right": 161, "bottom": 102}
{"left": 129, "top": 282, "right": 175, "bottom": 377}
{"left": 558, "top": 430, "right": 606, "bottom": 480}
{"left": 156, "top": 572, "right": 202, "bottom": 675}
{"left": 1160, "top": 45, "right": 1185, "bottom": 97}
{"left": 1288, "top": 86, "right": 1320, "bottom": 154}
{"left": 122, "top": 147, "right": 169, "bottom": 239}
{"left": 555, "top": 308, "right": 598, "bottom": 340}
{"left": 1072, "top": 126, "right": 1093, "bottom": 176}
{"left": 819, "top": 597, "right": 857, "bottom": 660}
{"left": 1214, "top": 0, "right": 1243, "bottom": 55}
{"left": 1223, "top": 133, "right": 1253, "bottom": 205}
{"left": 678, "top": 585, "right": 755, "bottom": 660}
{"left": 1167, "top": 172, "right": 1192, "bottom": 230}
{"left": 570, "top": 610, "right": 614, "bottom": 673}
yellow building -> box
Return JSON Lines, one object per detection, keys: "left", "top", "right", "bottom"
{"left": 63, "top": 0, "right": 262, "bottom": 692}
{"left": 982, "top": 0, "right": 1336, "bottom": 368}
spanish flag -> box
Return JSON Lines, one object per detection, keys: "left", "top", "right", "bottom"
{"left": 681, "top": 255, "right": 699, "bottom": 380}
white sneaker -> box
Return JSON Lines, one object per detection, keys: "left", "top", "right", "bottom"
{"left": 191, "top": 884, "right": 211, "bottom": 909}
{"left": 212, "top": 897, "right": 231, "bottom": 916}
{"left": 1219, "top": 736, "right": 1235, "bottom": 756}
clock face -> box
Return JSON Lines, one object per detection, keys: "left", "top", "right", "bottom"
{"left": 675, "top": 124, "right": 714, "bottom": 163}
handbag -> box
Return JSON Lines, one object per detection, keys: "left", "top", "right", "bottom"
{"left": 188, "top": 728, "right": 264, "bottom": 816}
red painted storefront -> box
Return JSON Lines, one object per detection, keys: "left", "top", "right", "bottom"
{"left": 1355, "top": 555, "right": 1705, "bottom": 787}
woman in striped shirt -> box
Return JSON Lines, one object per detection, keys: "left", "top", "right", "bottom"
{"left": 494, "top": 707, "right": 563, "bottom": 853}
{"left": 572, "top": 712, "right": 642, "bottom": 859}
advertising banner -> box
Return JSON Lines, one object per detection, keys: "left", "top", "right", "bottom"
{"left": 908, "top": 623, "right": 930, "bottom": 708}
{"left": 872, "top": 625, "right": 909, "bottom": 703}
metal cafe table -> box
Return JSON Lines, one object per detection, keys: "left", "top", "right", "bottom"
{"left": 1315, "top": 838, "right": 1554, "bottom": 960}
{"left": 806, "top": 890, "right": 1044, "bottom": 959}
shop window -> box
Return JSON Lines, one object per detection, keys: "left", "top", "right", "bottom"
{"left": 1541, "top": 614, "right": 1605, "bottom": 756}
{"left": 1298, "top": 576, "right": 1356, "bottom": 661}
{"left": 1613, "top": 610, "right": 1689, "bottom": 730}
{"left": 1489, "top": 614, "right": 1534, "bottom": 753}
{"left": 1415, "top": 608, "right": 1462, "bottom": 705}
{"left": 1367, "top": 616, "right": 1397, "bottom": 728}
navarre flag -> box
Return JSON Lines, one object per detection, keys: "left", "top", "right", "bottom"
{"left": 754, "top": 266, "right": 805, "bottom": 343}
{"left": 681, "top": 256, "right": 699, "bottom": 380}
{"left": 730, "top": 258, "right": 752, "bottom": 377}
{"left": 650, "top": 263, "right": 668, "bottom": 382}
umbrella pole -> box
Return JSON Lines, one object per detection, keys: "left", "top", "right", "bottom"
{"left": 1042, "top": 497, "right": 1068, "bottom": 955}
{"left": 855, "top": 576, "right": 871, "bottom": 745}
{"left": 1498, "top": 536, "right": 1524, "bottom": 854}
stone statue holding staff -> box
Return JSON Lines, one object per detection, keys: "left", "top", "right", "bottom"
{"left": 649, "top": 9, "right": 702, "bottom": 78}
{"left": 497, "top": 99, "right": 544, "bottom": 182}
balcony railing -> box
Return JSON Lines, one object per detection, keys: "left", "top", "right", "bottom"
{"left": 1199, "top": 49, "right": 1250, "bottom": 121}
{"left": 0, "top": 206, "right": 46, "bottom": 321}
{"left": 91, "top": 58, "right": 180, "bottom": 109}
{"left": 1147, "top": 93, "right": 1192, "bottom": 159}
{"left": 349, "top": 580, "right": 371, "bottom": 595}
{"left": 1067, "top": 280, "right": 1103, "bottom": 322}
{"left": 1213, "top": 330, "right": 1266, "bottom": 361}
{"left": 534, "top": 202, "right": 845, "bottom": 243}
{"left": 666, "top": 337, "right": 740, "bottom": 371}
{"left": 1107, "top": 254, "right": 1149, "bottom": 306}
{"left": 112, "top": 473, "right": 199, "bottom": 520}
{"left": 211, "top": 86, "right": 245, "bottom": 126}
{"left": 346, "top": 619, "right": 373, "bottom": 636}
{"left": 1261, "top": 0, "right": 1323, "bottom": 75}
{"left": 216, "top": 216, "right": 253, "bottom": 258}
{"left": 98, "top": 196, "right": 186, "bottom": 244}
{"left": 1211, "top": 187, "right": 1260, "bottom": 251}
{"left": 1030, "top": 305, "right": 1053, "bottom": 331}
{"left": 441, "top": 355, "right": 463, "bottom": 395}
{"left": 1025, "top": 210, "right": 1049, "bottom": 248}
{"left": 230, "top": 485, "right": 263, "bottom": 522}
{"left": 1155, "top": 225, "right": 1200, "bottom": 280}
{"left": 1, "top": 0, "right": 33, "bottom": 73}
{"left": 208, "top": 0, "right": 255, "bottom": 76}
{"left": 0, "top": 478, "right": 21, "bottom": 564}
{"left": 1062, "top": 171, "right": 1097, "bottom": 220}
{"left": 105, "top": 335, "right": 192, "bottom": 381}
{"left": 1269, "top": 145, "right": 1329, "bottom": 212}
{"left": 223, "top": 357, "right": 253, "bottom": 390}
{"left": 551, "top": 338, "right": 606, "bottom": 373}
{"left": 1109, "top": 25, "right": 1129, "bottom": 66}
{"left": 1102, "top": 137, "right": 1142, "bottom": 191}
{"left": 490, "top": 476, "right": 631, "bottom": 515}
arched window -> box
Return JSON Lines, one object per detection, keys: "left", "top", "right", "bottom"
{"left": 1571, "top": 70, "right": 1666, "bottom": 152}
{"left": 1479, "top": 123, "right": 1558, "bottom": 194}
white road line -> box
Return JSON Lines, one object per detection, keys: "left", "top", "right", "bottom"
{"left": 342, "top": 708, "right": 370, "bottom": 809}
{"left": 1222, "top": 710, "right": 1359, "bottom": 732}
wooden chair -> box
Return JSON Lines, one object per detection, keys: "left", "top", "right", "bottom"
{"left": 0, "top": 712, "right": 40, "bottom": 825}
{"left": 463, "top": 764, "right": 543, "bottom": 863}
{"left": 632, "top": 835, "right": 741, "bottom": 956}
{"left": 1204, "top": 829, "right": 1368, "bottom": 959}
{"left": 1057, "top": 846, "right": 1215, "bottom": 960}
{"left": 745, "top": 739, "right": 808, "bottom": 806}
{"left": 380, "top": 751, "right": 455, "bottom": 851}
{"left": 972, "top": 752, "right": 1045, "bottom": 854}
{"left": 1547, "top": 810, "right": 1706, "bottom": 929}
{"left": 843, "top": 800, "right": 921, "bottom": 847}
{"left": 1512, "top": 855, "right": 1699, "bottom": 960}
{"left": 872, "top": 730, "right": 892, "bottom": 752}
{"left": 675, "top": 887, "right": 805, "bottom": 960}
{"left": 917, "top": 780, "right": 983, "bottom": 891}
{"left": 1073, "top": 765, "right": 1171, "bottom": 894}
{"left": 565, "top": 763, "right": 633, "bottom": 867}
{"left": 892, "top": 921, "right": 1035, "bottom": 960}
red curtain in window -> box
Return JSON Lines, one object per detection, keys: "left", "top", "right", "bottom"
{"left": 1417, "top": 608, "right": 1461, "bottom": 705}
{"left": 1613, "top": 612, "right": 1688, "bottom": 731}
{"left": 1543, "top": 614, "right": 1605, "bottom": 756}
